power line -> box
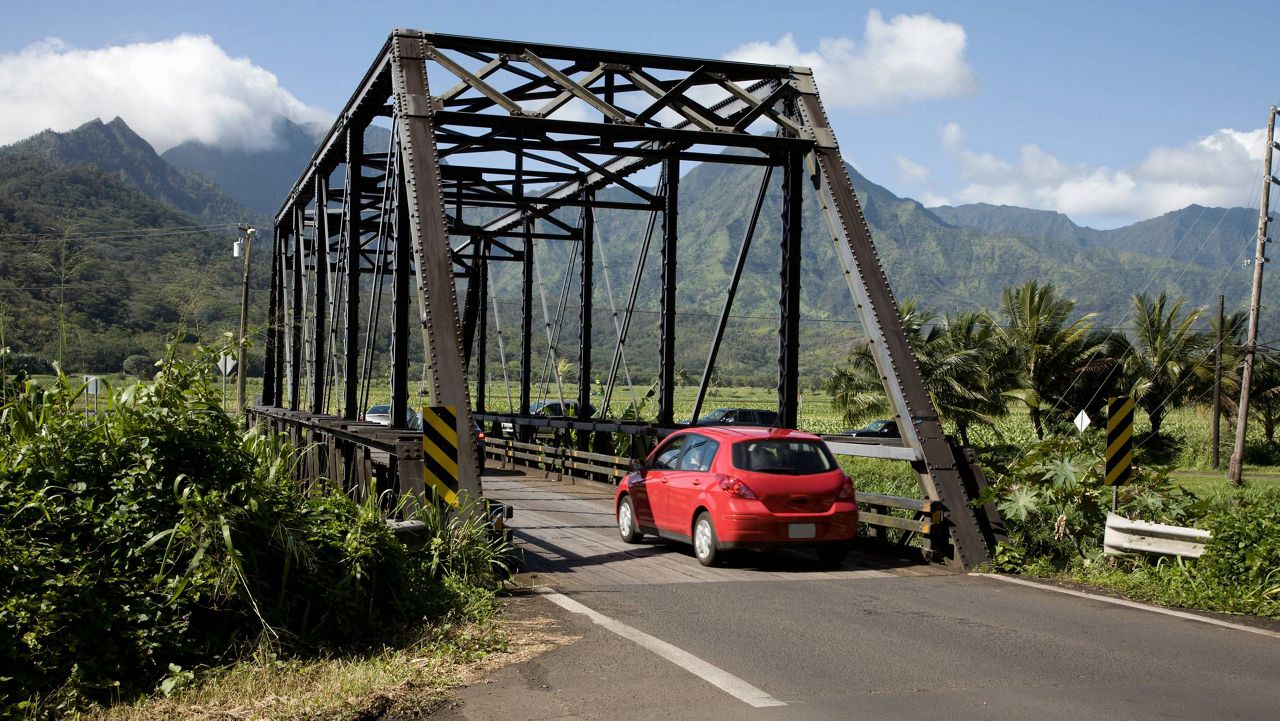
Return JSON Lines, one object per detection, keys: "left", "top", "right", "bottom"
{"left": 0, "top": 224, "right": 239, "bottom": 244}
{"left": 0, "top": 222, "right": 240, "bottom": 240}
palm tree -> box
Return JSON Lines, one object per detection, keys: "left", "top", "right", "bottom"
{"left": 1191, "top": 309, "right": 1248, "bottom": 416}
{"left": 1109, "top": 292, "right": 1211, "bottom": 437}
{"left": 936, "top": 310, "right": 1024, "bottom": 444}
{"left": 998, "top": 281, "right": 1105, "bottom": 439}
{"left": 825, "top": 300, "right": 1014, "bottom": 444}
{"left": 1248, "top": 352, "right": 1280, "bottom": 443}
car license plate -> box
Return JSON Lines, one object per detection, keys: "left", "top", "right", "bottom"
{"left": 788, "top": 523, "right": 816, "bottom": 539}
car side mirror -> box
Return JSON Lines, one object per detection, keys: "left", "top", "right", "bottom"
{"left": 630, "top": 459, "right": 645, "bottom": 472}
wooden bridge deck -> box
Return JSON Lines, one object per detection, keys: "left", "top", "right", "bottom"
{"left": 483, "top": 469, "right": 950, "bottom": 591}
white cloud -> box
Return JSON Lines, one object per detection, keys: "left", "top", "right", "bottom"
{"left": 940, "top": 123, "right": 1267, "bottom": 223}
{"left": 0, "top": 35, "right": 329, "bottom": 152}
{"left": 894, "top": 155, "right": 930, "bottom": 184}
{"left": 724, "top": 10, "right": 975, "bottom": 109}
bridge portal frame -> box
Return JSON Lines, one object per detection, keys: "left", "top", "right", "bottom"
{"left": 257, "top": 30, "right": 1000, "bottom": 567}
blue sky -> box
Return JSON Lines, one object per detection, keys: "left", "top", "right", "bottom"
{"left": 1, "top": 0, "right": 1274, "bottom": 227}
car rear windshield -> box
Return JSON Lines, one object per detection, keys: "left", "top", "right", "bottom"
{"left": 731, "top": 439, "right": 836, "bottom": 475}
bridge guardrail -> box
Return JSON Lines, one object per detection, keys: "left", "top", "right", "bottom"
{"left": 857, "top": 491, "right": 949, "bottom": 561}
{"left": 486, "top": 437, "right": 945, "bottom": 557}
{"left": 1103, "top": 512, "right": 1211, "bottom": 558}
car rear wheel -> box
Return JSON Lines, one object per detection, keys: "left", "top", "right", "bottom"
{"left": 617, "top": 496, "right": 642, "bottom": 543}
{"left": 693, "top": 512, "right": 720, "bottom": 566}
{"left": 816, "top": 543, "right": 850, "bottom": 566}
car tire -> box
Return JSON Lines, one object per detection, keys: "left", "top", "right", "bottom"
{"left": 617, "top": 496, "right": 643, "bottom": 543}
{"left": 816, "top": 543, "right": 850, "bottom": 566}
{"left": 693, "top": 512, "right": 720, "bottom": 567}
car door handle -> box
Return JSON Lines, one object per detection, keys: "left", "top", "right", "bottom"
{"left": 690, "top": 479, "right": 702, "bottom": 486}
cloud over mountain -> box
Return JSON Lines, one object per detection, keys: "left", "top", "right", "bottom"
{"left": 940, "top": 122, "right": 1267, "bottom": 225}
{"left": 0, "top": 35, "right": 329, "bottom": 152}
{"left": 724, "top": 10, "right": 975, "bottom": 109}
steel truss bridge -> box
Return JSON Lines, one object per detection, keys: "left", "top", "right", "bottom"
{"left": 249, "top": 30, "right": 1002, "bottom": 568}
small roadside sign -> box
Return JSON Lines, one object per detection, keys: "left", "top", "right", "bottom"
{"left": 216, "top": 354, "right": 237, "bottom": 377}
{"left": 1073, "top": 410, "right": 1091, "bottom": 433}
{"left": 83, "top": 376, "right": 103, "bottom": 395}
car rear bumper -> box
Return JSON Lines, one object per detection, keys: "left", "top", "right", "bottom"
{"left": 714, "top": 506, "right": 858, "bottom": 547}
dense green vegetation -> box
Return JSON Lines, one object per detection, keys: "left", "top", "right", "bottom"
{"left": 0, "top": 346, "right": 512, "bottom": 717}
{"left": 817, "top": 279, "right": 1279, "bottom": 618}
{"left": 981, "top": 431, "right": 1280, "bottom": 618}
{"left": 0, "top": 127, "right": 268, "bottom": 374}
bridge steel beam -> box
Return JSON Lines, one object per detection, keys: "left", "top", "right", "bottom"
{"left": 657, "top": 155, "right": 678, "bottom": 426}
{"left": 343, "top": 126, "right": 364, "bottom": 420}
{"left": 790, "top": 70, "right": 998, "bottom": 568}
{"left": 311, "top": 175, "right": 329, "bottom": 414}
{"left": 778, "top": 148, "right": 803, "bottom": 430}
{"left": 260, "top": 30, "right": 999, "bottom": 566}
{"left": 577, "top": 193, "right": 594, "bottom": 450}
{"left": 262, "top": 224, "right": 282, "bottom": 407}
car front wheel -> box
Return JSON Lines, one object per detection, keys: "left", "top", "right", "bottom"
{"left": 618, "top": 496, "right": 642, "bottom": 543}
{"left": 693, "top": 512, "right": 720, "bottom": 566}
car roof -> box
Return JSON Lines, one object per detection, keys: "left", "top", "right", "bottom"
{"left": 673, "top": 426, "right": 820, "bottom": 442}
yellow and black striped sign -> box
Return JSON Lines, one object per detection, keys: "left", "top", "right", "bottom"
{"left": 1106, "top": 396, "right": 1135, "bottom": 487}
{"left": 421, "top": 405, "right": 460, "bottom": 506}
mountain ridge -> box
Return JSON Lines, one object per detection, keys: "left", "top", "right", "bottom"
{"left": 2, "top": 117, "right": 252, "bottom": 224}
{"left": 0, "top": 115, "right": 1260, "bottom": 380}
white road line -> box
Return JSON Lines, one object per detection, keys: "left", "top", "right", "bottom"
{"left": 974, "top": 573, "right": 1280, "bottom": 640}
{"left": 534, "top": 586, "right": 787, "bottom": 708}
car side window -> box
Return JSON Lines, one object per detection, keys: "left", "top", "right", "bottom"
{"left": 722, "top": 410, "right": 737, "bottom": 423}
{"left": 651, "top": 436, "right": 687, "bottom": 470}
{"left": 677, "top": 435, "right": 719, "bottom": 472}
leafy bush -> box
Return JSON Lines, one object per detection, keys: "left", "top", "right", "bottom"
{"left": 984, "top": 431, "right": 1280, "bottom": 618}
{"left": 1181, "top": 491, "right": 1280, "bottom": 615}
{"left": 0, "top": 346, "right": 511, "bottom": 716}
{"left": 982, "top": 430, "right": 1196, "bottom": 571}
{"left": 122, "top": 353, "right": 156, "bottom": 379}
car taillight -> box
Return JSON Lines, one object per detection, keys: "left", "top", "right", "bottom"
{"left": 717, "top": 476, "right": 758, "bottom": 499}
{"left": 836, "top": 475, "right": 856, "bottom": 500}
{"left": 477, "top": 431, "right": 486, "bottom": 441}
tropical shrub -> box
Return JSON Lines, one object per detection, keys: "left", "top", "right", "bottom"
{"left": 122, "top": 353, "right": 156, "bottom": 379}
{"left": 0, "top": 346, "right": 511, "bottom": 716}
{"left": 982, "top": 430, "right": 1196, "bottom": 571}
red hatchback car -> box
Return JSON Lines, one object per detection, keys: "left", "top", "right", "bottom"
{"left": 615, "top": 427, "right": 858, "bottom": 566}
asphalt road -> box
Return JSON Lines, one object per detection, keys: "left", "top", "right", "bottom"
{"left": 446, "top": 470, "right": 1280, "bottom": 720}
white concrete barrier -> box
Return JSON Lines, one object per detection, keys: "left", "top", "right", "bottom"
{"left": 1103, "top": 512, "right": 1211, "bottom": 558}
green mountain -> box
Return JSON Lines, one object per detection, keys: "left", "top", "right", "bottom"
{"left": 13, "top": 118, "right": 250, "bottom": 224}
{"left": 0, "top": 119, "right": 266, "bottom": 373}
{"left": 930, "top": 202, "right": 1258, "bottom": 271}
{"left": 0, "top": 115, "right": 1259, "bottom": 388}
{"left": 161, "top": 118, "right": 321, "bottom": 216}
{"left": 479, "top": 157, "right": 1253, "bottom": 388}
{"left": 163, "top": 121, "right": 395, "bottom": 217}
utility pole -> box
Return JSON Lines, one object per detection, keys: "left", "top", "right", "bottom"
{"left": 1212, "top": 293, "right": 1224, "bottom": 469}
{"left": 1228, "top": 105, "right": 1279, "bottom": 485}
{"left": 234, "top": 225, "right": 257, "bottom": 414}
